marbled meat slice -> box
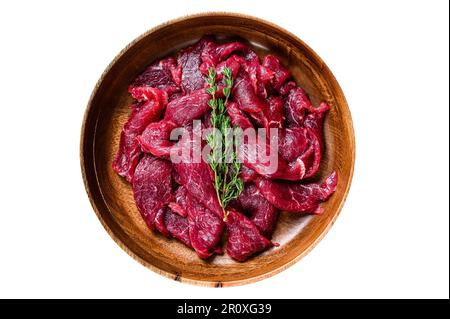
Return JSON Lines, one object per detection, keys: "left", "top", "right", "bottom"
{"left": 285, "top": 87, "right": 313, "bottom": 127}
{"left": 302, "top": 102, "right": 330, "bottom": 178}
{"left": 228, "top": 101, "right": 306, "bottom": 181}
{"left": 262, "top": 54, "right": 291, "bottom": 91}
{"left": 164, "top": 89, "right": 210, "bottom": 126}
{"left": 232, "top": 69, "right": 267, "bottom": 113}
{"left": 164, "top": 208, "right": 191, "bottom": 247}
{"left": 277, "top": 127, "right": 309, "bottom": 162}
{"left": 171, "top": 125, "right": 223, "bottom": 219}
{"left": 202, "top": 41, "right": 258, "bottom": 65}
{"left": 186, "top": 192, "right": 224, "bottom": 259}
{"left": 129, "top": 57, "right": 181, "bottom": 98}
{"left": 173, "top": 160, "right": 224, "bottom": 219}
{"left": 138, "top": 120, "right": 177, "bottom": 158}
{"left": 226, "top": 101, "right": 254, "bottom": 130}
{"left": 177, "top": 37, "right": 210, "bottom": 93}
{"left": 254, "top": 171, "right": 338, "bottom": 213}
{"left": 238, "top": 140, "right": 306, "bottom": 181}
{"left": 132, "top": 155, "right": 174, "bottom": 235}
{"left": 225, "top": 209, "right": 273, "bottom": 262}
{"left": 112, "top": 88, "right": 167, "bottom": 182}
{"left": 266, "top": 96, "right": 285, "bottom": 128}
{"left": 168, "top": 186, "right": 189, "bottom": 218}
{"left": 241, "top": 59, "right": 273, "bottom": 99}
{"left": 239, "top": 184, "right": 278, "bottom": 237}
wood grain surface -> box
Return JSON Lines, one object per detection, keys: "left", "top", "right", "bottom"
{"left": 80, "top": 12, "right": 355, "bottom": 287}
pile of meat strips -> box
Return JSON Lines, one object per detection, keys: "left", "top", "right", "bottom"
{"left": 112, "top": 37, "right": 338, "bottom": 262}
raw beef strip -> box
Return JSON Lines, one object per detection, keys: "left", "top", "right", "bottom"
{"left": 239, "top": 141, "right": 306, "bottom": 181}
{"left": 302, "top": 102, "right": 330, "bottom": 178}
{"left": 239, "top": 165, "right": 258, "bottom": 183}
{"left": 262, "top": 55, "right": 291, "bottom": 90}
{"left": 174, "top": 162, "right": 223, "bottom": 219}
{"left": 233, "top": 68, "right": 282, "bottom": 129}
{"left": 132, "top": 155, "right": 174, "bottom": 234}
{"left": 186, "top": 192, "right": 224, "bottom": 259}
{"left": 129, "top": 57, "right": 181, "bottom": 98}
{"left": 304, "top": 102, "right": 330, "bottom": 148}
{"left": 214, "top": 55, "right": 245, "bottom": 80}
{"left": 138, "top": 120, "right": 177, "bottom": 158}
{"left": 201, "top": 41, "right": 258, "bottom": 69}
{"left": 300, "top": 130, "right": 322, "bottom": 178}
{"left": 128, "top": 85, "right": 169, "bottom": 105}
{"left": 226, "top": 102, "right": 254, "bottom": 130}
{"left": 228, "top": 102, "right": 306, "bottom": 180}
{"left": 177, "top": 38, "right": 210, "bottom": 93}
{"left": 254, "top": 171, "right": 338, "bottom": 213}
{"left": 232, "top": 70, "right": 268, "bottom": 113}
{"left": 279, "top": 81, "right": 297, "bottom": 96}
{"left": 225, "top": 209, "right": 273, "bottom": 262}
{"left": 173, "top": 158, "right": 224, "bottom": 219}
{"left": 164, "top": 208, "right": 191, "bottom": 247}
{"left": 112, "top": 88, "right": 167, "bottom": 182}
{"left": 168, "top": 186, "right": 189, "bottom": 218}
{"left": 164, "top": 89, "right": 210, "bottom": 126}
{"left": 266, "top": 96, "right": 285, "bottom": 128}
{"left": 285, "top": 87, "right": 313, "bottom": 127}
{"left": 278, "top": 127, "right": 309, "bottom": 162}
{"left": 239, "top": 184, "right": 278, "bottom": 237}
{"left": 241, "top": 60, "right": 273, "bottom": 98}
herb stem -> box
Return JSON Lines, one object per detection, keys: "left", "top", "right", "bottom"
{"left": 205, "top": 67, "right": 243, "bottom": 221}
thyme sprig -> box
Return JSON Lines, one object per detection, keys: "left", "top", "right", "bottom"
{"left": 206, "top": 67, "right": 244, "bottom": 220}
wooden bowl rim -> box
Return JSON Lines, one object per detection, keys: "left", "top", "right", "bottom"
{"left": 80, "top": 12, "right": 356, "bottom": 287}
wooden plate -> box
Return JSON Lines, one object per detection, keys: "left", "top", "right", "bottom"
{"left": 80, "top": 12, "right": 355, "bottom": 287}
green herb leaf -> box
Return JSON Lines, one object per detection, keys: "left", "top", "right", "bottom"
{"left": 205, "top": 67, "right": 243, "bottom": 220}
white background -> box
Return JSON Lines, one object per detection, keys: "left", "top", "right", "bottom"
{"left": 0, "top": 0, "right": 448, "bottom": 299}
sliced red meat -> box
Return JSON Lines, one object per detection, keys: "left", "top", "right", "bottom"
{"left": 278, "top": 127, "right": 309, "bottom": 162}
{"left": 214, "top": 55, "right": 245, "bottom": 80}
{"left": 285, "top": 87, "right": 313, "bottom": 127}
{"left": 173, "top": 152, "right": 224, "bottom": 219}
{"left": 262, "top": 55, "right": 291, "bottom": 90}
{"left": 164, "top": 208, "right": 191, "bottom": 247}
{"left": 239, "top": 141, "right": 306, "bottom": 181}
{"left": 114, "top": 37, "right": 339, "bottom": 262}
{"left": 139, "top": 120, "right": 177, "bottom": 158}
{"left": 304, "top": 102, "right": 330, "bottom": 148}
{"left": 112, "top": 88, "right": 167, "bottom": 182}
{"left": 132, "top": 155, "right": 174, "bottom": 234}
{"left": 228, "top": 102, "right": 306, "bottom": 180}
{"left": 164, "top": 89, "right": 210, "bottom": 126}
{"left": 239, "top": 166, "right": 258, "bottom": 183}
{"left": 201, "top": 41, "right": 258, "bottom": 67}
{"left": 241, "top": 60, "right": 273, "bottom": 99}
{"left": 129, "top": 57, "right": 181, "bottom": 98}
{"left": 302, "top": 102, "right": 330, "bottom": 178}
{"left": 227, "top": 102, "right": 254, "bottom": 130}
{"left": 254, "top": 171, "right": 338, "bottom": 213}
{"left": 186, "top": 192, "right": 224, "bottom": 259}
{"left": 128, "top": 85, "right": 169, "bottom": 105}
{"left": 232, "top": 70, "right": 267, "bottom": 114}
{"left": 266, "top": 96, "right": 285, "bottom": 128}
{"left": 279, "top": 81, "right": 297, "bottom": 96}
{"left": 301, "top": 130, "right": 322, "bottom": 178}
{"left": 177, "top": 38, "right": 210, "bottom": 93}
{"left": 239, "top": 184, "right": 278, "bottom": 237}
{"left": 168, "top": 186, "right": 189, "bottom": 218}
{"left": 232, "top": 69, "right": 283, "bottom": 129}
{"left": 225, "top": 209, "right": 273, "bottom": 262}
{"left": 174, "top": 162, "right": 223, "bottom": 219}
